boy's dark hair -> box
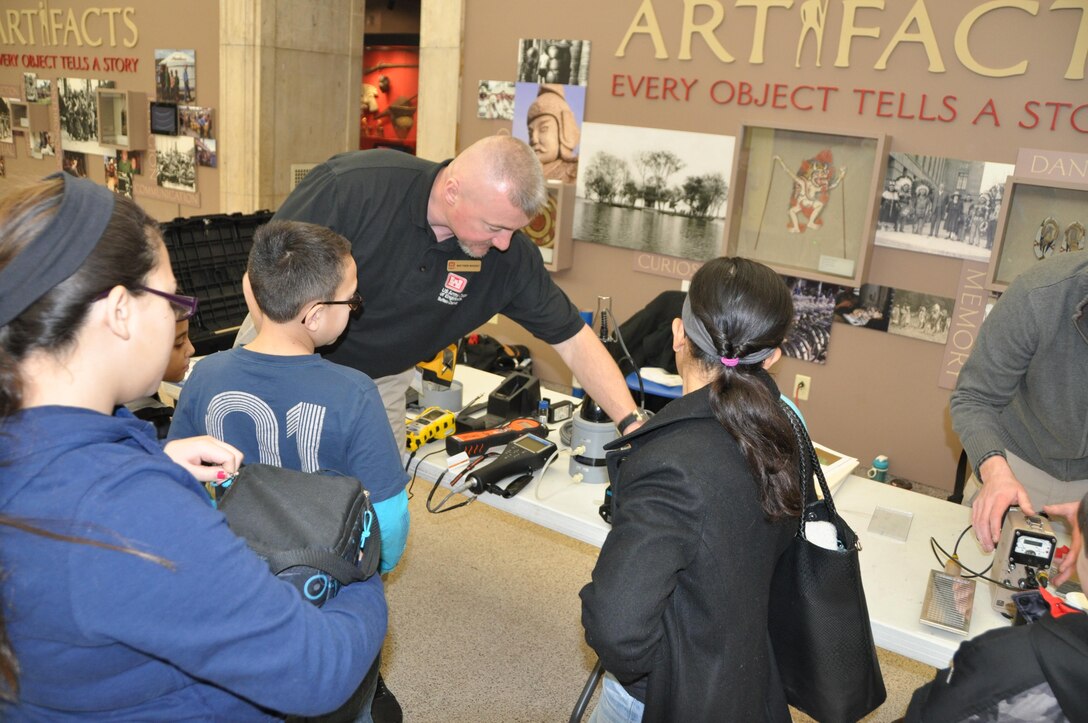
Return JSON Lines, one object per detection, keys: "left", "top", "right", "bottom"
{"left": 246, "top": 220, "right": 352, "bottom": 323}
{"left": 1078, "top": 491, "right": 1088, "bottom": 559}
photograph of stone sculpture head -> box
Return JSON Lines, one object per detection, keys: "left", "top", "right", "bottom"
{"left": 512, "top": 82, "right": 584, "bottom": 184}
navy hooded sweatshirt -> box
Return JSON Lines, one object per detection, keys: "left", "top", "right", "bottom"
{"left": 0, "top": 405, "right": 386, "bottom": 720}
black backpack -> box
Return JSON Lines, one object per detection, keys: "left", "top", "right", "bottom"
{"left": 216, "top": 464, "right": 381, "bottom": 607}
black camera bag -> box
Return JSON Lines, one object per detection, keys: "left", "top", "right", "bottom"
{"left": 217, "top": 463, "right": 381, "bottom": 607}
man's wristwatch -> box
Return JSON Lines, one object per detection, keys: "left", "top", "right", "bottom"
{"left": 617, "top": 409, "right": 647, "bottom": 433}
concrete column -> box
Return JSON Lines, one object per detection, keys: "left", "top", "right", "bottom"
{"left": 220, "top": 0, "right": 366, "bottom": 213}
{"left": 418, "top": 0, "right": 464, "bottom": 162}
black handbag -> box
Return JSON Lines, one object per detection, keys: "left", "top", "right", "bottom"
{"left": 769, "top": 406, "right": 887, "bottom": 722}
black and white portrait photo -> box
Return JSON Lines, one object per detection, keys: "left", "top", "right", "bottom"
{"left": 574, "top": 122, "right": 734, "bottom": 262}
{"left": 887, "top": 289, "right": 954, "bottom": 345}
{"left": 154, "top": 135, "right": 197, "bottom": 193}
{"left": 517, "top": 39, "right": 590, "bottom": 86}
{"left": 875, "top": 152, "right": 1013, "bottom": 262}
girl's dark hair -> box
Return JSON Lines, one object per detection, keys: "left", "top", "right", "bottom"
{"left": 686, "top": 257, "right": 801, "bottom": 521}
{"left": 0, "top": 178, "right": 160, "bottom": 418}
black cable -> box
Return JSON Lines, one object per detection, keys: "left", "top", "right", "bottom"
{"left": 608, "top": 311, "right": 645, "bottom": 410}
{"left": 930, "top": 531, "right": 1010, "bottom": 589}
{"left": 951, "top": 524, "right": 995, "bottom": 579}
{"left": 425, "top": 453, "right": 497, "bottom": 514}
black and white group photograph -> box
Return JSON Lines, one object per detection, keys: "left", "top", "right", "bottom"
{"left": 887, "top": 289, "right": 955, "bottom": 345}
{"left": 874, "top": 152, "right": 1013, "bottom": 262}
{"left": 58, "top": 77, "right": 113, "bottom": 156}
{"left": 516, "top": 39, "right": 590, "bottom": 86}
{"left": 574, "top": 121, "right": 734, "bottom": 262}
{"left": 154, "top": 135, "right": 197, "bottom": 192}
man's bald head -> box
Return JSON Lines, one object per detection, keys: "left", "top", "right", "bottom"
{"left": 450, "top": 136, "right": 547, "bottom": 218}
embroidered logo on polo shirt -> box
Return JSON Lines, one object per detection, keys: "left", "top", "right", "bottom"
{"left": 438, "top": 272, "right": 469, "bottom": 306}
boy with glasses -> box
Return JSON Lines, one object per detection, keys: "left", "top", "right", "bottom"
{"left": 168, "top": 220, "right": 408, "bottom": 722}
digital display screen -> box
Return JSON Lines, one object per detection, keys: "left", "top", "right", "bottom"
{"left": 515, "top": 435, "right": 550, "bottom": 453}
{"left": 1014, "top": 534, "right": 1053, "bottom": 559}
{"left": 421, "top": 408, "right": 447, "bottom": 423}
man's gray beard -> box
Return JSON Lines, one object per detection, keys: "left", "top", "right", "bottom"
{"left": 457, "top": 240, "right": 491, "bottom": 258}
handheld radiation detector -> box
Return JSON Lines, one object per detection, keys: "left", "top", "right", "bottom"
{"left": 466, "top": 432, "right": 557, "bottom": 494}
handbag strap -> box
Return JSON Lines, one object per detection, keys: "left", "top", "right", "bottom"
{"left": 779, "top": 402, "right": 839, "bottom": 524}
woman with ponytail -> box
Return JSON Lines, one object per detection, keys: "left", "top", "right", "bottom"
{"left": 0, "top": 175, "right": 386, "bottom": 720}
{"left": 581, "top": 257, "right": 802, "bottom": 723}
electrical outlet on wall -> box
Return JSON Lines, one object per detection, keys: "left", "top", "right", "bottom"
{"left": 793, "top": 374, "right": 811, "bottom": 401}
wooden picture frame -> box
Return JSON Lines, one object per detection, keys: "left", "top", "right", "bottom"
{"left": 522, "top": 180, "right": 574, "bottom": 272}
{"left": 96, "top": 88, "right": 149, "bottom": 150}
{"left": 986, "top": 176, "right": 1088, "bottom": 292}
{"left": 725, "top": 122, "right": 889, "bottom": 287}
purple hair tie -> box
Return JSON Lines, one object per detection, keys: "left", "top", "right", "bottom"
{"left": 721, "top": 356, "right": 740, "bottom": 367}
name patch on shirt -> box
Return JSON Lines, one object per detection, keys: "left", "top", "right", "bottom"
{"left": 439, "top": 272, "right": 469, "bottom": 306}
{"left": 447, "top": 260, "right": 482, "bottom": 273}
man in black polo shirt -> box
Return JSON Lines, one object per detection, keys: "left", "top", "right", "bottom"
{"left": 249, "top": 135, "right": 644, "bottom": 442}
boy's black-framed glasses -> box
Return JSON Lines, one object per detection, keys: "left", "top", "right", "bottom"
{"left": 300, "top": 292, "right": 364, "bottom": 324}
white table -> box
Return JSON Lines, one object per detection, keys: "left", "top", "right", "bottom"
{"left": 412, "top": 366, "right": 1044, "bottom": 669}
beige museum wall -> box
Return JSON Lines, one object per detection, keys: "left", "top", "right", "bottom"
{"left": 0, "top": 0, "right": 366, "bottom": 220}
{"left": 0, "top": 0, "right": 221, "bottom": 222}
{"left": 459, "top": 0, "right": 1088, "bottom": 490}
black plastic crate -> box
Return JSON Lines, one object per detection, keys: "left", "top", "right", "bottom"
{"left": 161, "top": 210, "right": 273, "bottom": 353}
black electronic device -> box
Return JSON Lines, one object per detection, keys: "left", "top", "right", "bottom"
{"left": 486, "top": 371, "right": 540, "bottom": 419}
{"left": 445, "top": 417, "right": 547, "bottom": 457}
{"left": 547, "top": 399, "right": 575, "bottom": 424}
{"left": 465, "top": 432, "right": 557, "bottom": 496}
{"left": 455, "top": 371, "right": 542, "bottom": 432}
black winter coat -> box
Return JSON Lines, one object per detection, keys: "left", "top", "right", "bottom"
{"left": 580, "top": 377, "right": 796, "bottom": 723}
{"left": 907, "top": 610, "right": 1088, "bottom": 723}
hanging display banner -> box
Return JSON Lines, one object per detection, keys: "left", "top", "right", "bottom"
{"left": 1015, "top": 148, "right": 1088, "bottom": 188}
{"left": 938, "top": 260, "right": 991, "bottom": 391}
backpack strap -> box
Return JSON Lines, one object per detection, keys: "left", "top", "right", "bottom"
{"left": 266, "top": 548, "right": 376, "bottom": 584}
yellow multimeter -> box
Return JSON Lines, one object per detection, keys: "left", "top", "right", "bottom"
{"left": 405, "top": 406, "right": 456, "bottom": 451}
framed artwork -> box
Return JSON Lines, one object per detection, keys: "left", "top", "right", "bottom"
{"left": 726, "top": 123, "right": 889, "bottom": 287}
{"left": 987, "top": 176, "right": 1088, "bottom": 292}
{"left": 522, "top": 181, "right": 574, "bottom": 272}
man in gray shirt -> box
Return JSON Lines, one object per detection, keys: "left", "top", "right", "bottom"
{"left": 950, "top": 252, "right": 1088, "bottom": 584}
